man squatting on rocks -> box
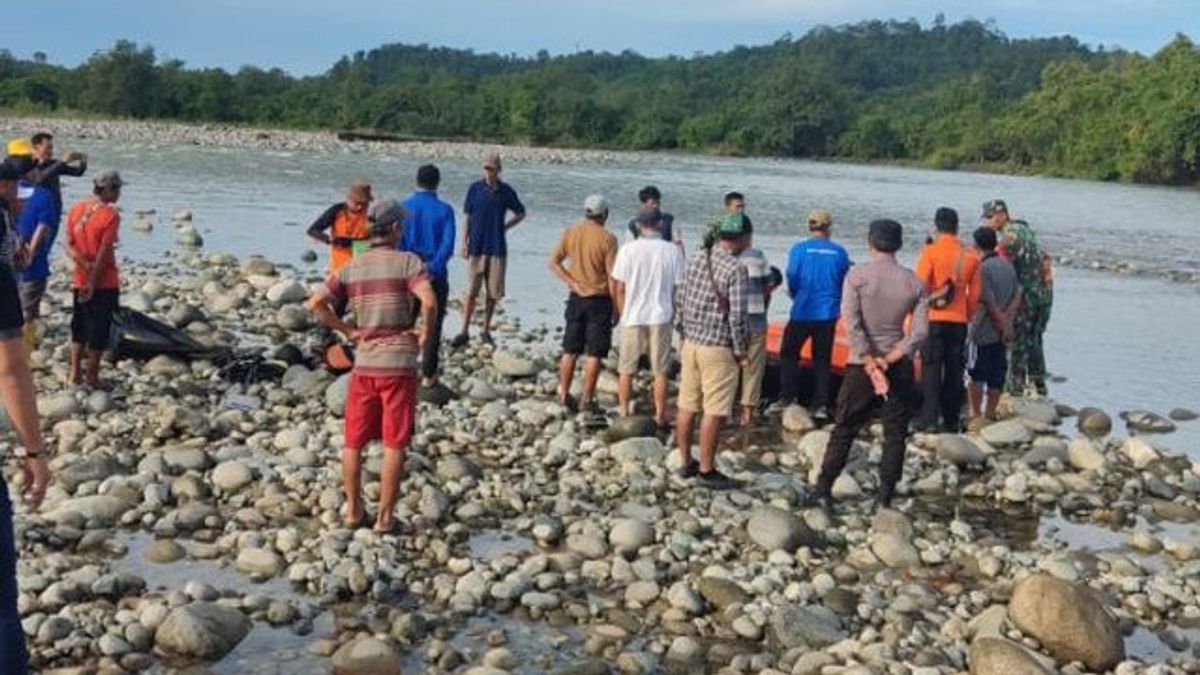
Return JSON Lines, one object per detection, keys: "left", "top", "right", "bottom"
{"left": 400, "top": 164, "right": 456, "bottom": 387}
{"left": 611, "top": 207, "right": 686, "bottom": 428}
{"left": 811, "top": 219, "right": 929, "bottom": 510}
{"left": 0, "top": 155, "right": 53, "bottom": 675}
{"left": 308, "top": 200, "right": 437, "bottom": 534}
{"left": 452, "top": 153, "right": 526, "bottom": 348}
{"left": 549, "top": 195, "right": 618, "bottom": 412}
{"left": 674, "top": 212, "right": 752, "bottom": 490}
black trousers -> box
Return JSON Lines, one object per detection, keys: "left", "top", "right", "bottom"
{"left": 917, "top": 321, "right": 967, "bottom": 430}
{"left": 818, "top": 359, "right": 914, "bottom": 504}
{"left": 779, "top": 319, "right": 836, "bottom": 408}
{"left": 419, "top": 276, "right": 449, "bottom": 380}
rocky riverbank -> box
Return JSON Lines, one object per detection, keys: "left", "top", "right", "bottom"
{"left": 0, "top": 115, "right": 647, "bottom": 166}
{"left": 2, "top": 242, "right": 1200, "bottom": 675}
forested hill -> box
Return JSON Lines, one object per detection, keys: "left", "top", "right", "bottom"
{"left": 2, "top": 19, "right": 1198, "bottom": 184}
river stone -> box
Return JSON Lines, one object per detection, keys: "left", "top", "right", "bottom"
{"left": 1010, "top": 399, "right": 1060, "bottom": 425}
{"left": 146, "top": 355, "right": 189, "bottom": 378}
{"left": 935, "top": 434, "right": 987, "bottom": 467}
{"left": 51, "top": 495, "right": 131, "bottom": 526}
{"left": 236, "top": 548, "right": 284, "bottom": 577}
{"left": 275, "top": 305, "right": 309, "bottom": 331}
{"left": 437, "top": 456, "right": 482, "bottom": 481}
{"left": 782, "top": 405, "right": 815, "bottom": 433}
{"left": 1008, "top": 574, "right": 1124, "bottom": 671}
{"left": 125, "top": 291, "right": 154, "bottom": 311}
{"left": 176, "top": 225, "right": 204, "bottom": 247}
{"left": 493, "top": 349, "right": 539, "bottom": 378}
{"left": 1067, "top": 438, "right": 1106, "bottom": 472}
{"left": 1170, "top": 408, "right": 1198, "bottom": 422}
{"left": 40, "top": 392, "right": 79, "bottom": 423}
{"left": 325, "top": 373, "right": 351, "bottom": 416}
{"left": 870, "top": 508, "right": 921, "bottom": 569}
{"left": 980, "top": 420, "right": 1033, "bottom": 447}
{"left": 1122, "top": 409, "right": 1176, "bottom": 433}
{"left": 968, "top": 636, "right": 1053, "bottom": 675}
{"left": 167, "top": 303, "right": 205, "bottom": 329}
{"left": 144, "top": 540, "right": 186, "bottom": 564}
{"left": 607, "top": 415, "right": 659, "bottom": 441}
{"left": 163, "top": 446, "right": 212, "bottom": 472}
{"left": 609, "top": 518, "right": 655, "bottom": 555}
{"left": 58, "top": 455, "right": 122, "bottom": 492}
{"left": 301, "top": 249, "right": 318, "bottom": 264}
{"left": 1077, "top": 408, "right": 1112, "bottom": 438}
{"left": 331, "top": 636, "right": 402, "bottom": 675}
{"left": 154, "top": 603, "right": 251, "bottom": 659}
{"left": 419, "top": 382, "right": 459, "bottom": 406}
{"left": 241, "top": 257, "right": 276, "bottom": 276}
{"left": 611, "top": 436, "right": 666, "bottom": 463}
{"left": 266, "top": 279, "right": 308, "bottom": 306}
{"left": 566, "top": 532, "right": 608, "bottom": 559}
{"left": 212, "top": 460, "right": 253, "bottom": 492}
{"left": 747, "top": 506, "right": 820, "bottom": 552}
{"left": 697, "top": 576, "right": 749, "bottom": 610}
{"left": 666, "top": 636, "right": 702, "bottom": 667}
{"left": 769, "top": 604, "right": 845, "bottom": 649}
{"left": 1121, "top": 437, "right": 1160, "bottom": 469}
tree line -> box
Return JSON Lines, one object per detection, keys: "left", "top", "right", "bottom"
{"left": 1, "top": 19, "right": 1197, "bottom": 185}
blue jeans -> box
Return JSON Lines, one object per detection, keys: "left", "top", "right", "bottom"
{"left": 0, "top": 480, "right": 28, "bottom": 675}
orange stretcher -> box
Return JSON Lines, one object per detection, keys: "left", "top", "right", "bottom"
{"left": 764, "top": 317, "right": 922, "bottom": 379}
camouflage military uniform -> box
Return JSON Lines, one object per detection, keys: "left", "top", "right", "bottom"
{"left": 1000, "top": 219, "right": 1052, "bottom": 396}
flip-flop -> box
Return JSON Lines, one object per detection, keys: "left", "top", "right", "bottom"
{"left": 343, "top": 508, "right": 371, "bottom": 530}
{"left": 373, "top": 520, "right": 402, "bottom": 536}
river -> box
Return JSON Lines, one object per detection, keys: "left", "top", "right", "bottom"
{"left": 57, "top": 135, "right": 1200, "bottom": 457}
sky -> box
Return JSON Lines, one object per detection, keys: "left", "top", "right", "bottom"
{"left": 1, "top": 0, "right": 1195, "bottom": 75}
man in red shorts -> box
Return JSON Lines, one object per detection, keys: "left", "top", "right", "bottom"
{"left": 308, "top": 199, "right": 436, "bottom": 534}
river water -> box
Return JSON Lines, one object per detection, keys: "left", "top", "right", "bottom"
{"left": 60, "top": 136, "right": 1200, "bottom": 457}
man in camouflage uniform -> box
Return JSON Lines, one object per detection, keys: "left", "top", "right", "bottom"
{"left": 983, "top": 199, "right": 1052, "bottom": 396}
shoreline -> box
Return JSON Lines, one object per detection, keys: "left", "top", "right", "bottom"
{"left": 3, "top": 246, "right": 1199, "bottom": 673}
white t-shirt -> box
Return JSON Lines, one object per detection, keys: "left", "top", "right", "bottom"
{"left": 612, "top": 237, "right": 686, "bottom": 327}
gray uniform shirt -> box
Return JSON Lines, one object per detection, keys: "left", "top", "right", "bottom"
{"left": 970, "top": 253, "right": 1019, "bottom": 346}
{"left": 841, "top": 255, "right": 929, "bottom": 365}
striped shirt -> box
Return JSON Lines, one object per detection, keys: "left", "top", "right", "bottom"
{"left": 324, "top": 247, "right": 428, "bottom": 377}
{"left": 677, "top": 245, "right": 750, "bottom": 357}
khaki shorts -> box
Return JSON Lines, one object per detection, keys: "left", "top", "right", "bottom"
{"left": 468, "top": 255, "right": 506, "bottom": 300}
{"left": 739, "top": 330, "right": 767, "bottom": 409}
{"left": 617, "top": 323, "right": 673, "bottom": 376}
{"left": 678, "top": 340, "right": 738, "bottom": 416}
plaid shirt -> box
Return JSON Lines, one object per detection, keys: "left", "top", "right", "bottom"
{"left": 676, "top": 245, "right": 750, "bottom": 356}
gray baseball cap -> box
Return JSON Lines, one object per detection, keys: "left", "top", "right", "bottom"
{"left": 368, "top": 199, "right": 407, "bottom": 236}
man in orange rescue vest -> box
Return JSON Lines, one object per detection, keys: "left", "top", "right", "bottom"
{"left": 307, "top": 179, "right": 374, "bottom": 274}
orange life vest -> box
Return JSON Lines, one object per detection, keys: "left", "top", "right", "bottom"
{"left": 330, "top": 207, "right": 370, "bottom": 273}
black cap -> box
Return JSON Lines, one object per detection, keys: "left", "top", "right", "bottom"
{"left": 868, "top": 219, "right": 903, "bottom": 253}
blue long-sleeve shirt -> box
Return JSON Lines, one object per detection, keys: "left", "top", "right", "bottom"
{"left": 786, "top": 236, "right": 851, "bottom": 322}
{"left": 400, "top": 189, "right": 456, "bottom": 280}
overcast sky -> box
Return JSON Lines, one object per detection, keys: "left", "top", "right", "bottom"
{"left": 1, "top": 0, "right": 1195, "bottom": 75}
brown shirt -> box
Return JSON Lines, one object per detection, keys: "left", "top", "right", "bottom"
{"left": 550, "top": 220, "right": 618, "bottom": 297}
{"left": 841, "top": 254, "right": 929, "bottom": 364}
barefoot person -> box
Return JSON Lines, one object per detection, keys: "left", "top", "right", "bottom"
{"left": 549, "top": 195, "right": 618, "bottom": 412}
{"left": 451, "top": 154, "right": 526, "bottom": 347}
{"left": 612, "top": 207, "right": 685, "bottom": 426}
{"left": 811, "top": 219, "right": 928, "bottom": 511}
{"left": 307, "top": 179, "right": 373, "bottom": 275}
{"left": 674, "top": 212, "right": 751, "bottom": 489}
{"left": 65, "top": 171, "right": 123, "bottom": 388}
{"left": 307, "top": 200, "right": 436, "bottom": 533}
{"left": 1, "top": 157, "right": 52, "bottom": 675}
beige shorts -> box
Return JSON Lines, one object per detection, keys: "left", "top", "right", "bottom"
{"left": 468, "top": 255, "right": 506, "bottom": 300}
{"left": 618, "top": 323, "right": 673, "bottom": 376}
{"left": 678, "top": 340, "right": 738, "bottom": 417}
{"left": 739, "top": 331, "right": 767, "bottom": 409}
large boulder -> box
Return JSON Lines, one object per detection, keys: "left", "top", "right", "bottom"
{"left": 969, "top": 636, "right": 1053, "bottom": 675}
{"left": 266, "top": 279, "right": 308, "bottom": 306}
{"left": 154, "top": 603, "right": 251, "bottom": 659}
{"left": 331, "top": 636, "right": 402, "bottom": 675}
{"left": 611, "top": 437, "right": 666, "bottom": 464}
{"left": 746, "top": 506, "right": 821, "bottom": 553}
{"left": 980, "top": 420, "right": 1033, "bottom": 447}
{"left": 935, "top": 434, "right": 987, "bottom": 467}
{"left": 1008, "top": 574, "right": 1124, "bottom": 671}
{"left": 1010, "top": 399, "right": 1059, "bottom": 425}
{"left": 1121, "top": 410, "right": 1176, "bottom": 434}
{"left": 1067, "top": 438, "right": 1106, "bottom": 472}
{"left": 1076, "top": 407, "right": 1112, "bottom": 438}
{"left": 50, "top": 495, "right": 132, "bottom": 527}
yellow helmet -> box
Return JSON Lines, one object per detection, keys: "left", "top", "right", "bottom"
{"left": 6, "top": 138, "right": 33, "bottom": 157}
